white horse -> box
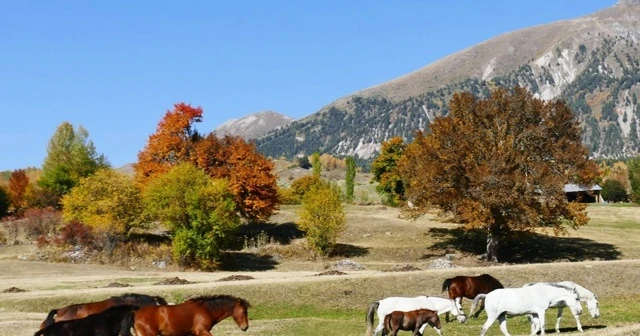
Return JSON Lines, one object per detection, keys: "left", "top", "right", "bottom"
{"left": 365, "top": 296, "right": 467, "bottom": 336}
{"left": 473, "top": 284, "right": 582, "bottom": 336}
{"left": 524, "top": 281, "right": 600, "bottom": 333}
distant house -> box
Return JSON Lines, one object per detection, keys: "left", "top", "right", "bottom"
{"left": 564, "top": 184, "right": 603, "bottom": 203}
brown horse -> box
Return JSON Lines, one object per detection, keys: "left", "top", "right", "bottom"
{"left": 442, "top": 274, "right": 503, "bottom": 320}
{"left": 120, "top": 294, "right": 250, "bottom": 336}
{"left": 383, "top": 309, "right": 442, "bottom": 336}
{"left": 40, "top": 293, "right": 167, "bottom": 329}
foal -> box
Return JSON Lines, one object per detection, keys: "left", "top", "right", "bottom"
{"left": 383, "top": 309, "right": 442, "bottom": 336}
{"left": 34, "top": 305, "right": 138, "bottom": 336}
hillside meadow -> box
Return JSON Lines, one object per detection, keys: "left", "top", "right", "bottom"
{"left": 0, "top": 204, "right": 639, "bottom": 335}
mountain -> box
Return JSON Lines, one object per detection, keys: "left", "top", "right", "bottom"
{"left": 215, "top": 111, "right": 294, "bottom": 140}
{"left": 257, "top": 1, "right": 640, "bottom": 161}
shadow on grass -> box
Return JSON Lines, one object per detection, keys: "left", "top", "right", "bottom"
{"left": 329, "top": 243, "right": 370, "bottom": 258}
{"left": 237, "top": 221, "right": 304, "bottom": 245}
{"left": 221, "top": 252, "right": 278, "bottom": 271}
{"left": 550, "top": 325, "right": 607, "bottom": 333}
{"left": 426, "top": 227, "right": 622, "bottom": 263}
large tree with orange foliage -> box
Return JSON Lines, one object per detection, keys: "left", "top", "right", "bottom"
{"left": 136, "top": 103, "right": 278, "bottom": 222}
{"left": 135, "top": 103, "right": 203, "bottom": 185}
{"left": 194, "top": 134, "right": 278, "bottom": 222}
{"left": 8, "top": 169, "right": 29, "bottom": 213}
{"left": 399, "top": 88, "right": 598, "bottom": 262}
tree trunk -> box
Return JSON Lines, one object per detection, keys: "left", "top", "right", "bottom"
{"left": 486, "top": 233, "right": 499, "bottom": 262}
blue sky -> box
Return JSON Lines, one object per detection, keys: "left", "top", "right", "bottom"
{"left": 0, "top": 0, "right": 616, "bottom": 170}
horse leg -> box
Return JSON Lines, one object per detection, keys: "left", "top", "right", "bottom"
{"left": 480, "top": 313, "right": 498, "bottom": 336}
{"left": 498, "top": 312, "right": 511, "bottom": 336}
{"left": 537, "top": 310, "right": 547, "bottom": 336}
{"left": 374, "top": 323, "right": 384, "bottom": 336}
{"left": 569, "top": 306, "right": 584, "bottom": 333}
{"left": 527, "top": 314, "right": 537, "bottom": 335}
{"left": 445, "top": 311, "right": 450, "bottom": 323}
{"left": 555, "top": 307, "right": 563, "bottom": 333}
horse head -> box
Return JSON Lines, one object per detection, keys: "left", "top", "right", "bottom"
{"left": 566, "top": 288, "right": 583, "bottom": 316}
{"left": 450, "top": 299, "right": 467, "bottom": 323}
{"left": 232, "top": 297, "right": 251, "bottom": 331}
{"left": 586, "top": 295, "right": 600, "bottom": 318}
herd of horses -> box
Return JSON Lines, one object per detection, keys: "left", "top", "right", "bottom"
{"left": 35, "top": 293, "right": 250, "bottom": 336}
{"left": 366, "top": 274, "right": 600, "bottom": 336}
{"left": 32, "top": 273, "right": 599, "bottom": 336}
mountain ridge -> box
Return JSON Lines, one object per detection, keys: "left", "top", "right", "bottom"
{"left": 257, "top": 2, "right": 640, "bottom": 161}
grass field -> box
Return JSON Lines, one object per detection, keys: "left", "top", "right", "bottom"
{"left": 0, "top": 204, "right": 639, "bottom": 335}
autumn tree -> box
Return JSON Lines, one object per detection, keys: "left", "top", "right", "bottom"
{"left": 39, "top": 122, "right": 109, "bottom": 206}
{"left": 194, "top": 134, "right": 279, "bottom": 222}
{"left": 136, "top": 104, "right": 278, "bottom": 222}
{"left": 371, "top": 137, "right": 406, "bottom": 206}
{"left": 399, "top": 88, "right": 598, "bottom": 262}
{"left": 345, "top": 156, "right": 356, "bottom": 203}
{"left": 8, "top": 170, "right": 29, "bottom": 213}
{"left": 297, "top": 181, "right": 345, "bottom": 256}
{"left": 61, "top": 169, "right": 144, "bottom": 235}
{"left": 135, "top": 103, "right": 203, "bottom": 185}
{"left": 143, "top": 163, "right": 239, "bottom": 269}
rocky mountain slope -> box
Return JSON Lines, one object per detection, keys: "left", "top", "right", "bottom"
{"left": 257, "top": 0, "right": 640, "bottom": 160}
{"left": 215, "top": 111, "right": 293, "bottom": 140}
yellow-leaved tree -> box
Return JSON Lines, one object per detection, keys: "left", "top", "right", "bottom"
{"left": 61, "top": 169, "right": 144, "bottom": 235}
{"left": 297, "top": 181, "right": 345, "bottom": 256}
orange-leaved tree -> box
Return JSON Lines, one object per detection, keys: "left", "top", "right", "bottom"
{"left": 194, "top": 134, "right": 278, "bottom": 222}
{"left": 371, "top": 137, "right": 406, "bottom": 206}
{"left": 399, "top": 87, "right": 598, "bottom": 262}
{"left": 135, "top": 103, "right": 278, "bottom": 222}
{"left": 8, "top": 169, "right": 29, "bottom": 213}
{"left": 135, "top": 103, "right": 203, "bottom": 185}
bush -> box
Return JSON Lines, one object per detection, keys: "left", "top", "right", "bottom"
{"left": 277, "top": 187, "right": 301, "bottom": 205}
{"left": 143, "top": 163, "right": 240, "bottom": 270}
{"left": 22, "top": 207, "right": 61, "bottom": 239}
{"left": 38, "top": 220, "right": 95, "bottom": 248}
{"left": 297, "top": 182, "right": 346, "bottom": 256}
{"left": 601, "top": 179, "right": 629, "bottom": 203}
{"left": 290, "top": 175, "right": 322, "bottom": 199}
{"left": 297, "top": 157, "right": 312, "bottom": 169}
{"left": 61, "top": 169, "right": 143, "bottom": 235}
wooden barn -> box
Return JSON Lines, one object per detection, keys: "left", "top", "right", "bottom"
{"left": 564, "top": 184, "right": 603, "bottom": 203}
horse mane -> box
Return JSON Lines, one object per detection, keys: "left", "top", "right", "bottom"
{"left": 525, "top": 282, "right": 577, "bottom": 294}
{"left": 187, "top": 295, "right": 251, "bottom": 311}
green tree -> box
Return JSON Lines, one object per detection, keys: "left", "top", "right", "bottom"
{"left": 629, "top": 157, "right": 640, "bottom": 203}
{"left": 311, "top": 152, "right": 321, "bottom": 177}
{"left": 297, "top": 156, "right": 312, "bottom": 169}
{"left": 0, "top": 187, "right": 9, "bottom": 218}
{"left": 371, "top": 137, "right": 406, "bottom": 206}
{"left": 143, "top": 163, "right": 239, "bottom": 269}
{"left": 399, "top": 88, "right": 598, "bottom": 262}
{"left": 345, "top": 156, "right": 356, "bottom": 203}
{"left": 601, "top": 179, "right": 628, "bottom": 203}
{"left": 297, "top": 182, "right": 345, "bottom": 256}
{"left": 61, "top": 169, "right": 143, "bottom": 235}
{"left": 39, "top": 122, "right": 109, "bottom": 206}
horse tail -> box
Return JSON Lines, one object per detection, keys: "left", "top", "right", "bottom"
{"left": 469, "top": 294, "right": 487, "bottom": 317}
{"left": 42, "top": 309, "right": 57, "bottom": 329}
{"left": 442, "top": 278, "right": 452, "bottom": 293}
{"left": 119, "top": 311, "right": 135, "bottom": 336}
{"left": 365, "top": 301, "right": 379, "bottom": 336}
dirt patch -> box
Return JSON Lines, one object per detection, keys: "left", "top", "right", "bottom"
{"left": 314, "top": 270, "right": 347, "bottom": 276}
{"left": 2, "top": 287, "right": 26, "bottom": 293}
{"left": 152, "top": 277, "right": 193, "bottom": 285}
{"left": 383, "top": 265, "right": 422, "bottom": 272}
{"left": 216, "top": 275, "right": 255, "bottom": 282}
{"left": 104, "top": 282, "right": 131, "bottom": 288}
